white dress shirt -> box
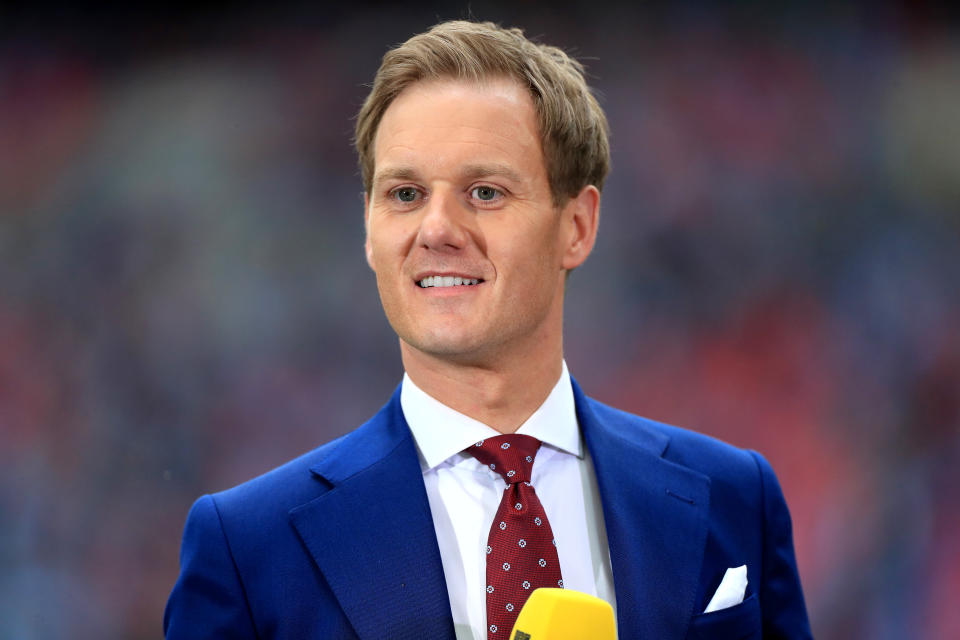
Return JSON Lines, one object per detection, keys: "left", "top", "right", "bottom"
{"left": 401, "top": 362, "right": 617, "bottom": 640}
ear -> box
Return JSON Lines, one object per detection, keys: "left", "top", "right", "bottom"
{"left": 560, "top": 185, "right": 600, "bottom": 271}
{"left": 364, "top": 192, "right": 375, "bottom": 270}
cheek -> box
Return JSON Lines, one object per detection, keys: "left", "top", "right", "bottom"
{"left": 493, "top": 241, "right": 556, "bottom": 290}
{"left": 498, "top": 220, "right": 562, "bottom": 265}
{"left": 372, "top": 217, "right": 419, "bottom": 256}
{"left": 368, "top": 225, "right": 404, "bottom": 262}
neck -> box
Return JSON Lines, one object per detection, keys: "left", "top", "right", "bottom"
{"left": 400, "top": 340, "right": 564, "bottom": 434}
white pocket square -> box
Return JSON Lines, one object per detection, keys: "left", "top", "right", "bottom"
{"left": 703, "top": 565, "right": 748, "bottom": 613}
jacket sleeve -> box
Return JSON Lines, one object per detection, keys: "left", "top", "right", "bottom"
{"left": 164, "top": 494, "right": 258, "bottom": 639}
{"left": 749, "top": 451, "right": 813, "bottom": 639}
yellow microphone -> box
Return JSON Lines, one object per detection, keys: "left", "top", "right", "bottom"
{"left": 509, "top": 588, "right": 616, "bottom": 639}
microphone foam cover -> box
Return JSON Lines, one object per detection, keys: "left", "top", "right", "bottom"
{"left": 509, "top": 588, "right": 616, "bottom": 640}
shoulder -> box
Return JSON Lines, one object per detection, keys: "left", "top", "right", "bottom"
{"left": 205, "top": 386, "right": 409, "bottom": 523}
{"left": 581, "top": 394, "right": 767, "bottom": 486}
{"left": 581, "top": 394, "right": 801, "bottom": 572}
{"left": 206, "top": 441, "right": 335, "bottom": 520}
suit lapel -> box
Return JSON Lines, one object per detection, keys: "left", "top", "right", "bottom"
{"left": 289, "top": 389, "right": 455, "bottom": 640}
{"left": 573, "top": 379, "right": 711, "bottom": 640}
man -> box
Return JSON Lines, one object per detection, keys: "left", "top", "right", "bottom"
{"left": 164, "top": 20, "right": 811, "bottom": 639}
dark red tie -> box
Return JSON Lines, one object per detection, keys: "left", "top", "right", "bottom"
{"left": 467, "top": 435, "right": 563, "bottom": 639}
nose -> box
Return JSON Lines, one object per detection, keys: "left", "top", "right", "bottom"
{"left": 416, "top": 188, "right": 469, "bottom": 253}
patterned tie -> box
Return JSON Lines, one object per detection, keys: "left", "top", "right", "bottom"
{"left": 467, "top": 435, "right": 563, "bottom": 639}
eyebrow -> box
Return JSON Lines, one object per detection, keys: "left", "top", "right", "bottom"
{"left": 459, "top": 163, "right": 523, "bottom": 184}
{"left": 373, "top": 167, "right": 420, "bottom": 186}
{"left": 373, "top": 163, "right": 524, "bottom": 187}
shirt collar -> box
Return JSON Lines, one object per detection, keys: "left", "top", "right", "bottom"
{"left": 401, "top": 361, "right": 582, "bottom": 472}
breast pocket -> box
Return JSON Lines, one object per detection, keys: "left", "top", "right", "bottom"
{"left": 686, "top": 593, "right": 761, "bottom": 640}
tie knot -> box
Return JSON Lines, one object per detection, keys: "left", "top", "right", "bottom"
{"left": 467, "top": 434, "right": 541, "bottom": 485}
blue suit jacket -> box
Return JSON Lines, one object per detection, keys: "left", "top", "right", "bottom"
{"left": 164, "top": 380, "right": 811, "bottom": 639}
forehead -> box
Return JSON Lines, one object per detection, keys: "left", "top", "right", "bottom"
{"left": 373, "top": 77, "right": 544, "bottom": 180}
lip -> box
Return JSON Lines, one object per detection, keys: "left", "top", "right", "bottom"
{"left": 412, "top": 271, "right": 486, "bottom": 295}
{"left": 413, "top": 271, "right": 484, "bottom": 282}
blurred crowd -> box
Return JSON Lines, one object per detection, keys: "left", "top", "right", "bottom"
{"left": 1, "top": 3, "right": 958, "bottom": 638}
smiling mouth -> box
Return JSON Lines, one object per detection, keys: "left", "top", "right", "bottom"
{"left": 417, "top": 275, "right": 483, "bottom": 288}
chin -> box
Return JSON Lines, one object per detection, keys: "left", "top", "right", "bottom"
{"left": 400, "top": 329, "right": 492, "bottom": 361}
{"left": 412, "top": 336, "right": 481, "bottom": 358}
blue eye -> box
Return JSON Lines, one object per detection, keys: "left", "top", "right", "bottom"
{"left": 471, "top": 186, "right": 501, "bottom": 201}
{"left": 393, "top": 187, "right": 419, "bottom": 203}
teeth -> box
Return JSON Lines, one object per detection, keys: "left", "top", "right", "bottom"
{"left": 418, "top": 276, "right": 481, "bottom": 288}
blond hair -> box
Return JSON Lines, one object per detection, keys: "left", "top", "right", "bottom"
{"left": 355, "top": 20, "right": 610, "bottom": 206}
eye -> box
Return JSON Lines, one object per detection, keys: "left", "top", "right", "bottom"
{"left": 470, "top": 185, "right": 502, "bottom": 202}
{"left": 391, "top": 187, "right": 420, "bottom": 203}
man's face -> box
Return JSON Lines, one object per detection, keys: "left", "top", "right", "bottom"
{"left": 365, "top": 77, "right": 595, "bottom": 366}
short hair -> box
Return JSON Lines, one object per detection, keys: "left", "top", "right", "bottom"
{"left": 355, "top": 20, "right": 610, "bottom": 206}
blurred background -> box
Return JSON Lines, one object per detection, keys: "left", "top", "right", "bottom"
{"left": 2, "top": 1, "right": 959, "bottom": 637}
